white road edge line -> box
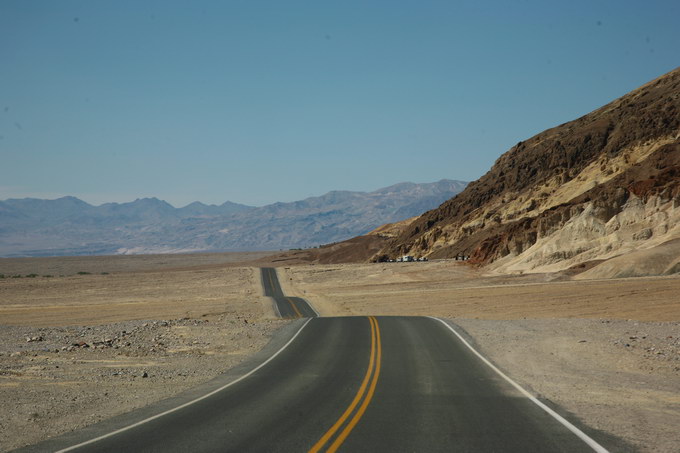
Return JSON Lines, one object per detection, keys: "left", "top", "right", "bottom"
{"left": 429, "top": 317, "right": 610, "bottom": 453}
{"left": 57, "top": 318, "right": 313, "bottom": 452}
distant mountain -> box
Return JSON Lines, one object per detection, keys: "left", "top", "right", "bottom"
{"left": 0, "top": 197, "right": 256, "bottom": 257}
{"left": 373, "top": 67, "right": 680, "bottom": 278}
{"left": 0, "top": 180, "right": 467, "bottom": 257}
{"left": 177, "top": 201, "right": 254, "bottom": 218}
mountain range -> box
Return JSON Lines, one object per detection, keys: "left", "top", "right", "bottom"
{"left": 0, "top": 180, "right": 467, "bottom": 257}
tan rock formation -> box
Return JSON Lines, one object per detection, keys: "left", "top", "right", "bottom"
{"left": 374, "top": 67, "right": 680, "bottom": 276}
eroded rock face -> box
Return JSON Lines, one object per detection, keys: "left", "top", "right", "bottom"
{"left": 376, "top": 67, "right": 680, "bottom": 274}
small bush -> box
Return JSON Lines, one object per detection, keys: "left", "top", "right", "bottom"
{"left": 26, "top": 273, "right": 38, "bottom": 278}
{"left": 101, "top": 272, "right": 109, "bottom": 275}
{"left": 11, "top": 275, "right": 22, "bottom": 278}
{"left": 77, "top": 271, "right": 91, "bottom": 275}
{"left": 42, "top": 275, "right": 54, "bottom": 278}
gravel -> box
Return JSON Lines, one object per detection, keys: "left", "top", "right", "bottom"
{"left": 0, "top": 315, "right": 288, "bottom": 451}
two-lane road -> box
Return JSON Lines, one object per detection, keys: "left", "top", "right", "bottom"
{"left": 22, "top": 317, "right": 625, "bottom": 452}
{"left": 261, "top": 267, "right": 318, "bottom": 318}
{"left": 17, "top": 269, "right": 627, "bottom": 452}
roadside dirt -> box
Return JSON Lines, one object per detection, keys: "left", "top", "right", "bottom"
{"left": 0, "top": 255, "right": 286, "bottom": 451}
{"left": 282, "top": 260, "right": 680, "bottom": 453}
{"left": 456, "top": 318, "right": 679, "bottom": 453}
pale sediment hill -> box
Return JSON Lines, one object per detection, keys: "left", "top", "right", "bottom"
{"left": 374, "top": 67, "right": 680, "bottom": 278}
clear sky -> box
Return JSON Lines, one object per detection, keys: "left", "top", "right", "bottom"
{"left": 1, "top": 0, "right": 678, "bottom": 207}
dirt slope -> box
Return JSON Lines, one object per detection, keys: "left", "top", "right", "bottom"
{"left": 256, "top": 217, "right": 420, "bottom": 266}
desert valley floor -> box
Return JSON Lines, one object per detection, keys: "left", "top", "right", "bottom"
{"left": 0, "top": 252, "right": 678, "bottom": 452}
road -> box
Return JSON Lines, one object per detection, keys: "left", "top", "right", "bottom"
{"left": 261, "top": 267, "right": 318, "bottom": 318}
{"left": 18, "top": 270, "right": 624, "bottom": 452}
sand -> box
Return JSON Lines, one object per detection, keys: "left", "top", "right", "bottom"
{"left": 280, "top": 260, "right": 680, "bottom": 320}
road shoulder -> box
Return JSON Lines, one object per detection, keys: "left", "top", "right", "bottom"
{"left": 12, "top": 319, "right": 305, "bottom": 453}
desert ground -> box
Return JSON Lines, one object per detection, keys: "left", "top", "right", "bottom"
{"left": 0, "top": 252, "right": 285, "bottom": 451}
{"left": 1, "top": 252, "right": 678, "bottom": 452}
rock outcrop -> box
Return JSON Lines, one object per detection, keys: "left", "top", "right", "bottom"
{"left": 375, "top": 67, "right": 680, "bottom": 275}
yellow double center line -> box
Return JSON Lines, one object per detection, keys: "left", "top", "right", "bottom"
{"left": 266, "top": 269, "right": 303, "bottom": 318}
{"left": 309, "top": 316, "right": 382, "bottom": 453}
{"left": 286, "top": 297, "right": 303, "bottom": 318}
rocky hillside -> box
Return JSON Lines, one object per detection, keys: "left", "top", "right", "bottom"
{"left": 375, "top": 67, "right": 680, "bottom": 278}
{"left": 0, "top": 180, "right": 466, "bottom": 257}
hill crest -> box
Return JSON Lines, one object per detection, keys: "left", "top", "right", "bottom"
{"left": 374, "top": 67, "right": 680, "bottom": 278}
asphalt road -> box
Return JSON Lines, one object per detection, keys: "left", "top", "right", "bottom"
{"left": 22, "top": 316, "right": 625, "bottom": 453}
{"left": 261, "top": 267, "right": 318, "bottom": 318}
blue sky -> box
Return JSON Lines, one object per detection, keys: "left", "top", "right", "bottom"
{"left": 1, "top": 0, "right": 678, "bottom": 207}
